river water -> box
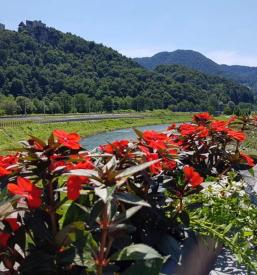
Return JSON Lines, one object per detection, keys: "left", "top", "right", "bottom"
{"left": 81, "top": 124, "right": 170, "bottom": 150}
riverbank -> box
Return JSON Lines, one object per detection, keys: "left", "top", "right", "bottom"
{"left": 0, "top": 111, "right": 191, "bottom": 151}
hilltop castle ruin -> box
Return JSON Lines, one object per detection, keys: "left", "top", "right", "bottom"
{"left": 0, "top": 23, "right": 5, "bottom": 30}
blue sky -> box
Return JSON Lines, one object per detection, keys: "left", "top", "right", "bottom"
{"left": 1, "top": 0, "right": 257, "bottom": 66}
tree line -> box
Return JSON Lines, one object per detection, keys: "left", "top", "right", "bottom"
{"left": 0, "top": 26, "right": 255, "bottom": 115}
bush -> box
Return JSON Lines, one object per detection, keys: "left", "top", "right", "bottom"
{"left": 0, "top": 113, "right": 257, "bottom": 274}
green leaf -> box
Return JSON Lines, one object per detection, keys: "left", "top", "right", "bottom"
{"left": 114, "top": 192, "right": 150, "bottom": 207}
{"left": 232, "top": 232, "right": 239, "bottom": 245}
{"left": 94, "top": 185, "right": 116, "bottom": 203}
{"left": 223, "top": 223, "right": 233, "bottom": 235}
{"left": 112, "top": 205, "right": 142, "bottom": 224}
{"left": 55, "top": 221, "right": 84, "bottom": 247}
{"left": 248, "top": 167, "right": 255, "bottom": 177}
{"left": 66, "top": 169, "right": 99, "bottom": 178}
{"left": 115, "top": 159, "right": 160, "bottom": 179}
{"left": 156, "top": 234, "right": 181, "bottom": 262}
{"left": 123, "top": 258, "right": 164, "bottom": 275}
{"left": 89, "top": 199, "right": 104, "bottom": 225}
{"left": 110, "top": 243, "right": 163, "bottom": 261}
{"left": 133, "top": 128, "right": 144, "bottom": 138}
{"left": 29, "top": 135, "right": 46, "bottom": 147}
{"left": 108, "top": 223, "right": 136, "bottom": 234}
{"left": 179, "top": 211, "right": 190, "bottom": 226}
{"left": 243, "top": 231, "right": 253, "bottom": 237}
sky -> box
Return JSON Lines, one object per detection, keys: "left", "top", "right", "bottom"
{"left": 1, "top": 0, "right": 257, "bottom": 66}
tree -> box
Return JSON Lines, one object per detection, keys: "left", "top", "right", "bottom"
{"left": 103, "top": 97, "right": 113, "bottom": 112}
{"left": 16, "top": 96, "right": 34, "bottom": 114}
{"left": 10, "top": 79, "right": 24, "bottom": 96}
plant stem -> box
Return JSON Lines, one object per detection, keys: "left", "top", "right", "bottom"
{"left": 48, "top": 179, "right": 58, "bottom": 236}
{"left": 96, "top": 204, "right": 108, "bottom": 275}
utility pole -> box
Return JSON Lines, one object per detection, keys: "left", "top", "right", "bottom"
{"left": 24, "top": 100, "right": 27, "bottom": 116}
{"left": 43, "top": 98, "right": 46, "bottom": 115}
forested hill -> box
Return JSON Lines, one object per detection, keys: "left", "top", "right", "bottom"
{"left": 0, "top": 22, "right": 254, "bottom": 114}
{"left": 154, "top": 64, "right": 254, "bottom": 112}
{"left": 134, "top": 50, "right": 257, "bottom": 91}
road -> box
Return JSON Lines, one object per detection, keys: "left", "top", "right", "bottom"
{"left": 0, "top": 113, "right": 145, "bottom": 124}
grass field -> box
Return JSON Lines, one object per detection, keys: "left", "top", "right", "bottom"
{"left": 0, "top": 111, "right": 191, "bottom": 151}
{"left": 0, "top": 111, "right": 256, "bottom": 154}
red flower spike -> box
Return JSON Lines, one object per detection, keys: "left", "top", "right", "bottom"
{"left": 7, "top": 177, "right": 42, "bottom": 208}
{"left": 53, "top": 130, "right": 81, "bottom": 150}
{"left": 183, "top": 166, "right": 203, "bottom": 188}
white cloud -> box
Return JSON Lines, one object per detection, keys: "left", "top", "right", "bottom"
{"left": 206, "top": 50, "right": 257, "bottom": 67}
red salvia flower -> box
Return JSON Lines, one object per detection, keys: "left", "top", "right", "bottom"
{"left": 183, "top": 166, "right": 203, "bottom": 188}
{"left": 7, "top": 177, "right": 42, "bottom": 208}
{"left": 53, "top": 129, "right": 81, "bottom": 149}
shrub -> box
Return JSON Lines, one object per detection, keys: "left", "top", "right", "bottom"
{"left": 0, "top": 113, "right": 256, "bottom": 274}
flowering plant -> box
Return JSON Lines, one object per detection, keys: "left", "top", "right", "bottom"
{"left": 0, "top": 113, "right": 256, "bottom": 274}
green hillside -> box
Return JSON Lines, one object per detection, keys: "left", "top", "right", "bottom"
{"left": 0, "top": 22, "right": 254, "bottom": 114}
{"left": 135, "top": 50, "right": 257, "bottom": 91}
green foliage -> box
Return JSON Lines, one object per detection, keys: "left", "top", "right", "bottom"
{"left": 0, "top": 28, "right": 254, "bottom": 114}
{"left": 135, "top": 49, "right": 257, "bottom": 92}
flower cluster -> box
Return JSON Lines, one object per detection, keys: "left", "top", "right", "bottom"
{"left": 0, "top": 113, "right": 256, "bottom": 274}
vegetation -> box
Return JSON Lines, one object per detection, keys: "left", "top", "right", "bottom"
{"left": 0, "top": 111, "right": 191, "bottom": 150}
{"left": 0, "top": 113, "right": 256, "bottom": 274}
{"left": 155, "top": 64, "right": 255, "bottom": 112}
{"left": 134, "top": 49, "right": 257, "bottom": 91}
{"left": 0, "top": 26, "right": 254, "bottom": 115}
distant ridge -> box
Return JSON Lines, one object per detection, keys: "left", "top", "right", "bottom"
{"left": 134, "top": 50, "right": 257, "bottom": 91}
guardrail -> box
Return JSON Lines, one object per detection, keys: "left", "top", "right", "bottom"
{"left": 0, "top": 120, "right": 33, "bottom": 128}
{"left": 0, "top": 114, "right": 146, "bottom": 127}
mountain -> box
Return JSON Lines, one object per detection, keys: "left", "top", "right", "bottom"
{"left": 134, "top": 50, "right": 257, "bottom": 90}
{"left": 0, "top": 21, "right": 254, "bottom": 114}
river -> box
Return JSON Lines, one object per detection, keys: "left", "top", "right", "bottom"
{"left": 81, "top": 124, "right": 170, "bottom": 150}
